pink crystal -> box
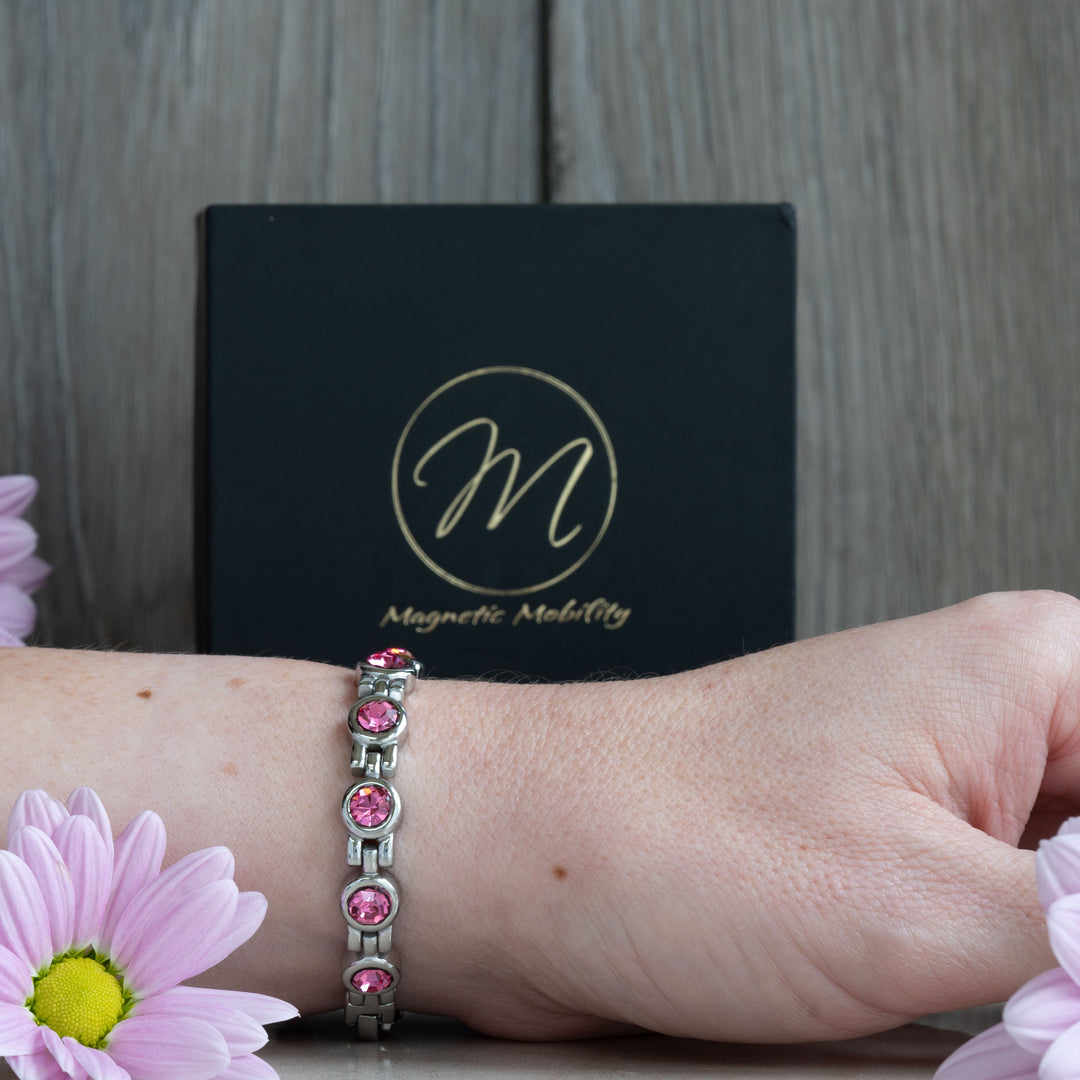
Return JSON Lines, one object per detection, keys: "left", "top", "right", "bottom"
{"left": 348, "top": 886, "right": 392, "bottom": 925}
{"left": 365, "top": 647, "right": 414, "bottom": 670}
{"left": 349, "top": 784, "right": 392, "bottom": 828}
{"left": 352, "top": 968, "right": 393, "bottom": 994}
{"left": 357, "top": 699, "right": 400, "bottom": 733}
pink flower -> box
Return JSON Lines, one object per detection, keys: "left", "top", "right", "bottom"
{"left": 935, "top": 818, "right": 1080, "bottom": 1080}
{"left": 0, "top": 476, "right": 51, "bottom": 646}
{"left": 0, "top": 788, "right": 297, "bottom": 1079}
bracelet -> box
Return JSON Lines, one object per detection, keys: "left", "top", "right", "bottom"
{"left": 340, "top": 646, "right": 421, "bottom": 1039}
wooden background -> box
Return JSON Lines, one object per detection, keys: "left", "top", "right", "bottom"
{"left": 2, "top": 0, "right": 1078, "bottom": 653}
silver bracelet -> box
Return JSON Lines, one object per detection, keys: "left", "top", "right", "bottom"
{"left": 340, "top": 646, "right": 421, "bottom": 1039}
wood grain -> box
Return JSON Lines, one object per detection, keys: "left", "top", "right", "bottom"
{"left": 0, "top": 0, "right": 539, "bottom": 650}
{"left": 551, "top": 0, "right": 1080, "bottom": 638}
{"left": 4, "top": 0, "right": 1079, "bottom": 651}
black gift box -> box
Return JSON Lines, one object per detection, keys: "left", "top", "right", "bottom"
{"left": 198, "top": 205, "right": 796, "bottom": 680}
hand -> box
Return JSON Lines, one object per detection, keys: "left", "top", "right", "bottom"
{"left": 3, "top": 590, "right": 1078, "bottom": 1044}
{"left": 421, "top": 591, "right": 1079, "bottom": 1040}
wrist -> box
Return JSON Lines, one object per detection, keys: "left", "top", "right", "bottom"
{"left": 396, "top": 671, "right": 667, "bottom": 1038}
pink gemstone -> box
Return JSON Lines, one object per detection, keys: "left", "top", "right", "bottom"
{"left": 365, "top": 647, "right": 414, "bottom": 670}
{"left": 349, "top": 784, "right": 392, "bottom": 828}
{"left": 348, "top": 886, "right": 392, "bottom": 925}
{"left": 351, "top": 968, "right": 393, "bottom": 994}
{"left": 357, "top": 699, "right": 400, "bottom": 733}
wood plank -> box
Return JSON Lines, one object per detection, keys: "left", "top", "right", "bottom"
{"left": 551, "top": 0, "right": 1080, "bottom": 638}
{"left": 0, "top": 0, "right": 539, "bottom": 650}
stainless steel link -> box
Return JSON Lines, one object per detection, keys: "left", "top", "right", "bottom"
{"left": 341, "top": 648, "right": 420, "bottom": 1039}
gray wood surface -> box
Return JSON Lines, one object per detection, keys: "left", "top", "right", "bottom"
{"left": 0, "top": 1010, "right": 970, "bottom": 1080}
{"left": 3, "top": 0, "right": 1079, "bottom": 649}
{"left": 0, "top": 0, "right": 539, "bottom": 650}
{"left": 553, "top": 0, "right": 1080, "bottom": 639}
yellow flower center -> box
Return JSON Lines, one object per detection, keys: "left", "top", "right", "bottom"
{"left": 30, "top": 956, "right": 125, "bottom": 1048}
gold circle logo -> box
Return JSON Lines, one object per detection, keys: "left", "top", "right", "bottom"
{"left": 391, "top": 367, "right": 617, "bottom": 596}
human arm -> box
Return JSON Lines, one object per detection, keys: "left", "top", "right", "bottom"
{"left": 2, "top": 589, "right": 1078, "bottom": 1042}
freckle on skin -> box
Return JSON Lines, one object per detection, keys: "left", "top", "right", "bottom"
{"left": 553, "top": 865, "right": 568, "bottom": 880}
{"left": 229, "top": 677, "right": 246, "bottom": 688}
{"left": 222, "top": 761, "right": 239, "bottom": 777}
{"left": 136, "top": 689, "right": 152, "bottom": 700}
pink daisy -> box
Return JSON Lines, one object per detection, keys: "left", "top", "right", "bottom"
{"left": 0, "top": 476, "right": 51, "bottom": 646}
{"left": 935, "top": 818, "right": 1080, "bottom": 1080}
{"left": 0, "top": 788, "right": 297, "bottom": 1079}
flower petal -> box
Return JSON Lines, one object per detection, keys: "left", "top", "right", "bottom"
{"left": 0, "top": 624, "right": 24, "bottom": 647}
{"left": 63, "top": 1039, "right": 131, "bottom": 1080}
{"left": 9, "top": 827, "right": 75, "bottom": 957}
{"left": 1048, "top": 895, "right": 1080, "bottom": 986}
{"left": 194, "top": 891, "right": 267, "bottom": 975}
{"left": 5, "top": 1045, "right": 69, "bottom": 1080}
{"left": 0, "top": 518, "right": 38, "bottom": 575}
{"left": 113, "top": 879, "right": 238, "bottom": 996}
{"left": 215, "top": 1053, "right": 279, "bottom": 1080}
{"left": 5, "top": 554, "right": 51, "bottom": 594}
{"left": 66, "top": 789, "right": 114, "bottom": 867}
{"left": 0, "top": 850, "right": 52, "bottom": 970}
{"left": 40, "top": 1026, "right": 81, "bottom": 1078}
{"left": 1004, "top": 967, "right": 1080, "bottom": 1055}
{"left": 0, "top": 476, "right": 38, "bottom": 517}
{"left": 934, "top": 1022, "right": 1040, "bottom": 1080}
{"left": 106, "top": 845, "right": 234, "bottom": 965}
{"left": 133, "top": 986, "right": 297, "bottom": 1028}
{"left": 0, "top": 1002, "right": 43, "bottom": 1056}
{"left": 0, "top": 582, "right": 36, "bottom": 638}
{"left": 99, "top": 812, "right": 166, "bottom": 952}
{"left": 132, "top": 990, "right": 269, "bottom": 1055}
{"left": 0, "top": 943, "right": 34, "bottom": 1004}
{"left": 106, "top": 1016, "right": 230, "bottom": 1080}
{"left": 8, "top": 791, "right": 69, "bottom": 845}
{"left": 997, "top": 963, "right": 1080, "bottom": 1054}
{"left": 53, "top": 816, "right": 111, "bottom": 950}
{"left": 1038, "top": 833, "right": 1080, "bottom": 911}
{"left": 124, "top": 845, "right": 234, "bottom": 909}
{"left": 1038, "top": 1017, "right": 1080, "bottom": 1080}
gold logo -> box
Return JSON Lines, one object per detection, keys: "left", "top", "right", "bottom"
{"left": 391, "top": 367, "right": 617, "bottom": 596}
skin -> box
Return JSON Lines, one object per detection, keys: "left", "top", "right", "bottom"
{"left": 2, "top": 589, "right": 1080, "bottom": 1043}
